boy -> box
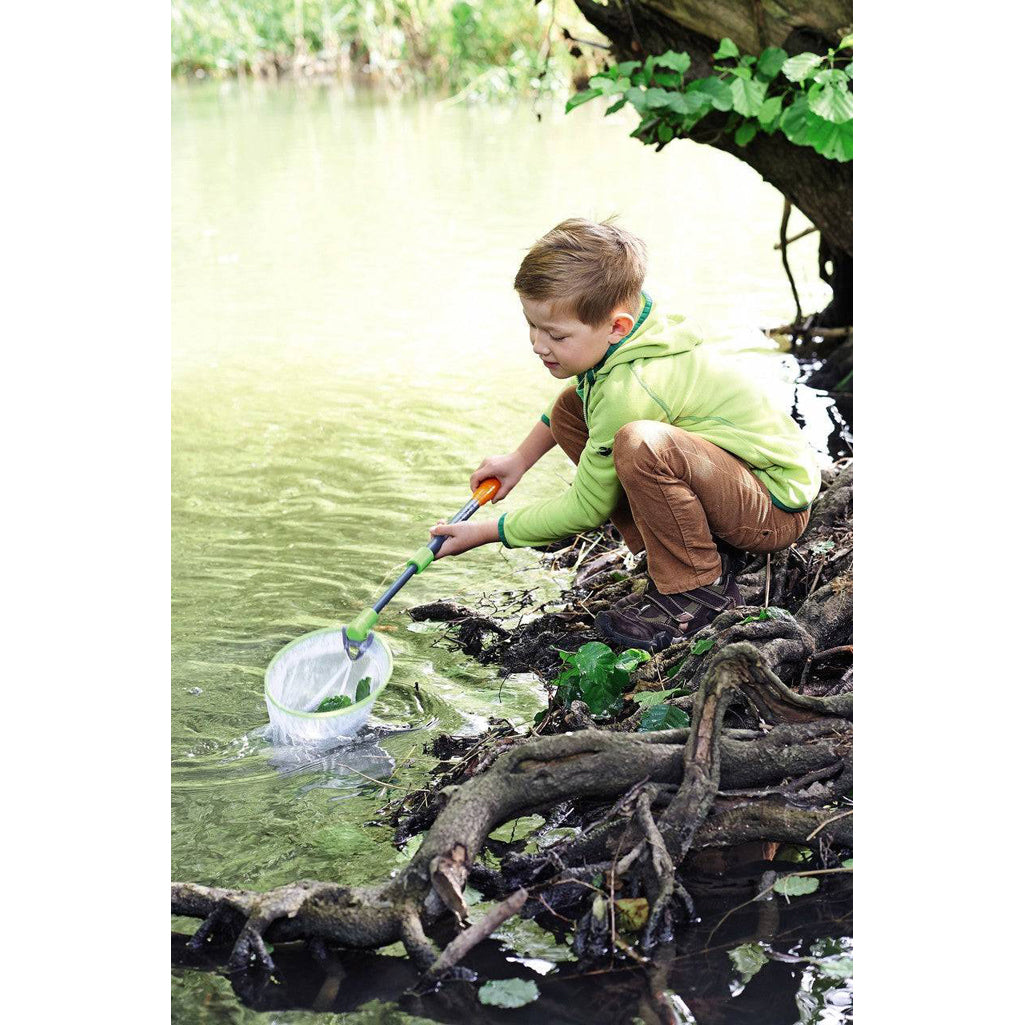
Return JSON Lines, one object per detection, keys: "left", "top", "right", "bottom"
{"left": 429, "top": 218, "right": 820, "bottom": 652}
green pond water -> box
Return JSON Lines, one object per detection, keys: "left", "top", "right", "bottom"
{"left": 172, "top": 80, "right": 847, "bottom": 1024}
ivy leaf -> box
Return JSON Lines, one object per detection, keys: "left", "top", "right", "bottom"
{"left": 713, "top": 38, "right": 740, "bottom": 59}
{"left": 478, "top": 978, "right": 540, "bottom": 1009}
{"left": 730, "top": 77, "right": 767, "bottom": 117}
{"left": 729, "top": 942, "right": 769, "bottom": 984}
{"left": 687, "top": 76, "right": 733, "bottom": 111}
{"left": 756, "top": 46, "right": 787, "bottom": 80}
{"left": 638, "top": 704, "right": 691, "bottom": 732}
{"left": 808, "top": 82, "right": 854, "bottom": 124}
{"left": 566, "top": 87, "right": 601, "bottom": 112}
{"left": 690, "top": 636, "right": 715, "bottom": 655}
{"left": 806, "top": 113, "right": 853, "bottom": 161}
{"left": 757, "top": 94, "right": 783, "bottom": 129}
{"left": 654, "top": 51, "right": 691, "bottom": 74}
{"left": 773, "top": 874, "right": 821, "bottom": 896}
{"left": 781, "top": 52, "right": 824, "bottom": 83}
{"left": 734, "top": 120, "right": 757, "bottom": 146}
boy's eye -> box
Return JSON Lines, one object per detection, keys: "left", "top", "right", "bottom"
{"left": 550, "top": 335, "right": 567, "bottom": 342}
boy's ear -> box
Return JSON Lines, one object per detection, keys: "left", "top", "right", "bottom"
{"left": 610, "top": 310, "right": 636, "bottom": 340}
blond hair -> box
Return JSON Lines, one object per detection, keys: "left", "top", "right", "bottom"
{"left": 513, "top": 217, "right": 647, "bottom": 327}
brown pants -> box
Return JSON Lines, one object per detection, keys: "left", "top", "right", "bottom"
{"left": 550, "top": 388, "right": 810, "bottom": 593}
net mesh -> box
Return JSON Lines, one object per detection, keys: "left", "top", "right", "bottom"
{"left": 264, "top": 627, "right": 392, "bottom": 745}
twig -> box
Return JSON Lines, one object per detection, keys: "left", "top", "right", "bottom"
{"left": 773, "top": 226, "right": 818, "bottom": 250}
{"left": 804, "top": 809, "right": 854, "bottom": 841}
{"left": 426, "top": 888, "right": 528, "bottom": 979}
{"left": 779, "top": 198, "right": 804, "bottom": 324}
{"left": 763, "top": 552, "right": 771, "bottom": 608}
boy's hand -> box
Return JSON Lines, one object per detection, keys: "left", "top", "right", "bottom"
{"left": 429, "top": 520, "right": 500, "bottom": 558}
{"left": 471, "top": 453, "right": 526, "bottom": 501}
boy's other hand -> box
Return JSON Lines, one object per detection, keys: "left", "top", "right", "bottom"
{"left": 429, "top": 520, "right": 500, "bottom": 558}
{"left": 471, "top": 453, "right": 526, "bottom": 501}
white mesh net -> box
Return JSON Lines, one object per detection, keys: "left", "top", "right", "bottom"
{"left": 264, "top": 627, "right": 392, "bottom": 745}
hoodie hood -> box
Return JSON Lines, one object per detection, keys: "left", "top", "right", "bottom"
{"left": 577, "top": 293, "right": 703, "bottom": 390}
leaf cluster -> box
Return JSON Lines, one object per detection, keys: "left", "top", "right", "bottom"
{"left": 314, "top": 676, "right": 372, "bottom": 713}
{"left": 552, "top": 641, "right": 650, "bottom": 716}
{"left": 567, "top": 33, "right": 852, "bottom": 163}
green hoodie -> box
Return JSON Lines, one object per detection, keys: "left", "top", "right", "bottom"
{"left": 498, "top": 293, "right": 821, "bottom": 549}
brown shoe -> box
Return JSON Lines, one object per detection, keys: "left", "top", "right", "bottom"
{"left": 596, "top": 574, "right": 740, "bottom": 652}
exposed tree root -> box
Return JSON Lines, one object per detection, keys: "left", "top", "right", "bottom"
{"left": 173, "top": 462, "right": 854, "bottom": 980}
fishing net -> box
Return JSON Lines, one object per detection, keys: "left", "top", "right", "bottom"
{"left": 264, "top": 627, "right": 392, "bottom": 745}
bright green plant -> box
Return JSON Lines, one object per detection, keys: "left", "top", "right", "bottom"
{"left": 314, "top": 676, "right": 371, "bottom": 712}
{"left": 638, "top": 703, "right": 691, "bottom": 732}
{"left": 553, "top": 641, "right": 650, "bottom": 716}
{"left": 567, "top": 33, "right": 852, "bottom": 163}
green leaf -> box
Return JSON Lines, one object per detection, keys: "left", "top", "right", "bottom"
{"left": 644, "top": 87, "right": 672, "bottom": 109}
{"left": 780, "top": 94, "right": 813, "bottom": 145}
{"left": 816, "top": 955, "right": 854, "bottom": 979}
{"left": 730, "top": 76, "right": 767, "bottom": 116}
{"left": 613, "top": 897, "right": 649, "bottom": 932}
{"left": 654, "top": 51, "right": 691, "bottom": 74}
{"left": 687, "top": 76, "right": 733, "bottom": 111}
{"left": 614, "top": 648, "right": 651, "bottom": 673}
{"left": 667, "top": 91, "right": 710, "bottom": 116}
{"left": 714, "top": 38, "right": 740, "bottom": 59}
{"left": 756, "top": 46, "right": 787, "bottom": 80}
{"left": 631, "top": 688, "right": 680, "bottom": 709}
{"left": 773, "top": 874, "right": 821, "bottom": 896}
{"left": 727, "top": 64, "right": 752, "bottom": 80}
{"left": 605, "top": 97, "right": 627, "bottom": 116}
{"left": 781, "top": 52, "right": 824, "bottom": 83}
{"left": 757, "top": 94, "right": 783, "bottom": 129}
{"left": 657, "top": 122, "right": 673, "bottom": 143}
{"left": 638, "top": 704, "right": 691, "bottom": 732}
{"left": 690, "top": 637, "right": 715, "bottom": 655}
{"left": 616, "top": 61, "right": 641, "bottom": 78}
{"left": 808, "top": 82, "right": 854, "bottom": 123}
{"left": 806, "top": 113, "right": 853, "bottom": 161}
{"left": 734, "top": 120, "right": 757, "bottom": 146}
{"left": 566, "top": 87, "right": 601, "bottom": 112}
{"left": 841, "top": 857, "right": 853, "bottom": 868}
{"left": 813, "top": 68, "right": 848, "bottom": 87}
{"left": 809, "top": 539, "right": 836, "bottom": 555}
{"left": 729, "top": 942, "right": 769, "bottom": 984}
{"left": 355, "top": 676, "right": 372, "bottom": 702}
{"left": 625, "top": 86, "right": 650, "bottom": 113}
{"left": 478, "top": 978, "right": 540, "bottom": 1009}
{"left": 315, "top": 694, "right": 352, "bottom": 712}
{"left": 652, "top": 70, "right": 680, "bottom": 88}
{"left": 837, "top": 33, "right": 853, "bottom": 51}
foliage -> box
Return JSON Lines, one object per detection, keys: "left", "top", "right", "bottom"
{"left": 315, "top": 676, "right": 371, "bottom": 712}
{"left": 631, "top": 687, "right": 681, "bottom": 709}
{"left": 171, "top": 0, "right": 589, "bottom": 98}
{"left": 567, "top": 34, "right": 852, "bottom": 163}
{"left": 553, "top": 642, "right": 649, "bottom": 716}
{"left": 690, "top": 636, "right": 715, "bottom": 654}
{"left": 478, "top": 977, "right": 540, "bottom": 1008}
{"left": 773, "top": 873, "right": 821, "bottom": 896}
{"left": 638, "top": 703, "right": 691, "bottom": 732}
{"left": 729, "top": 942, "right": 769, "bottom": 984}
{"left": 739, "top": 608, "right": 783, "bottom": 624}
{"left": 613, "top": 897, "right": 649, "bottom": 932}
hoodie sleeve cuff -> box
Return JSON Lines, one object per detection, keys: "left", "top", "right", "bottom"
{"left": 497, "top": 513, "right": 512, "bottom": 548}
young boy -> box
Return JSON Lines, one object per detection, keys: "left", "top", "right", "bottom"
{"left": 429, "top": 218, "right": 820, "bottom": 652}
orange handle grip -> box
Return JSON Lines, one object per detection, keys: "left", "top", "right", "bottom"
{"left": 472, "top": 477, "right": 501, "bottom": 506}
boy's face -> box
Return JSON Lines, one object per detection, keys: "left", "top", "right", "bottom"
{"left": 520, "top": 296, "right": 636, "bottom": 379}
